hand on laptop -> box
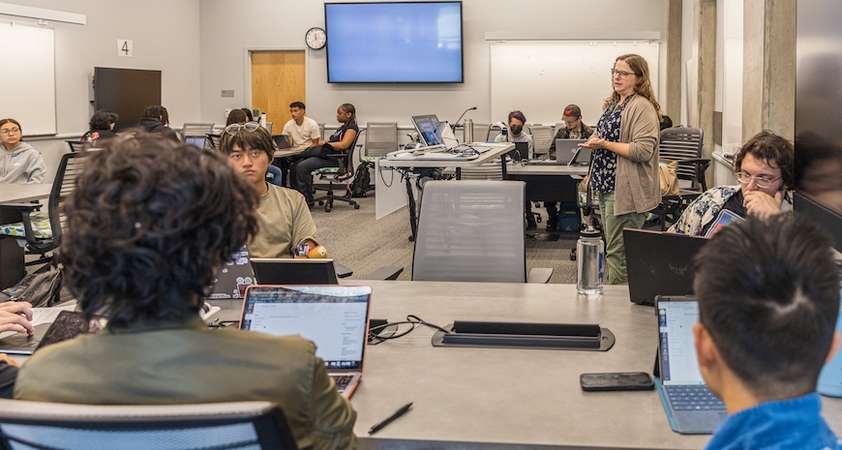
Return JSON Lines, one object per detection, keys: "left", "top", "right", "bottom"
{"left": 0, "top": 301, "right": 34, "bottom": 336}
{"left": 744, "top": 190, "right": 784, "bottom": 220}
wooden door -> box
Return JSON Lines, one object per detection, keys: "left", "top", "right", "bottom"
{"left": 250, "top": 51, "right": 305, "bottom": 132}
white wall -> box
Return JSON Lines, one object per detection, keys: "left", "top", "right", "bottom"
{"left": 199, "top": 0, "right": 669, "bottom": 128}
{"left": 2, "top": 0, "right": 201, "bottom": 181}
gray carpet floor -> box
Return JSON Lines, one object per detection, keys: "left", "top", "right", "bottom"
{"left": 311, "top": 195, "right": 579, "bottom": 283}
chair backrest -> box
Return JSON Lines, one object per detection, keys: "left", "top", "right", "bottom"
{"left": 459, "top": 162, "right": 504, "bottom": 181}
{"left": 659, "top": 127, "right": 705, "bottom": 184}
{"left": 65, "top": 141, "right": 86, "bottom": 153}
{"left": 413, "top": 180, "right": 526, "bottom": 283}
{"left": 364, "top": 122, "right": 398, "bottom": 158}
{"left": 471, "top": 123, "right": 490, "bottom": 143}
{"left": 318, "top": 123, "right": 325, "bottom": 140}
{"left": 487, "top": 124, "right": 503, "bottom": 142}
{"left": 181, "top": 123, "right": 215, "bottom": 138}
{"left": 48, "top": 151, "right": 96, "bottom": 245}
{"left": 206, "top": 133, "right": 222, "bottom": 151}
{"left": 264, "top": 122, "right": 273, "bottom": 134}
{"left": 266, "top": 165, "right": 283, "bottom": 186}
{"left": 0, "top": 399, "right": 298, "bottom": 450}
{"left": 529, "top": 125, "right": 556, "bottom": 158}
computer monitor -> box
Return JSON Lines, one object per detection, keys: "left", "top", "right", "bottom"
{"left": 411, "top": 114, "right": 442, "bottom": 146}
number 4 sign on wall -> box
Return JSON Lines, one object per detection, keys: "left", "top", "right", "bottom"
{"left": 117, "top": 39, "right": 133, "bottom": 57}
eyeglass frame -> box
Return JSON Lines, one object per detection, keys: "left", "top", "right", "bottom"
{"left": 223, "top": 122, "right": 261, "bottom": 135}
{"left": 610, "top": 68, "right": 637, "bottom": 78}
{"left": 0, "top": 127, "right": 21, "bottom": 135}
{"left": 734, "top": 171, "right": 782, "bottom": 189}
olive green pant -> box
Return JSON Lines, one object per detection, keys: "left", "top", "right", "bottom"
{"left": 598, "top": 192, "right": 646, "bottom": 284}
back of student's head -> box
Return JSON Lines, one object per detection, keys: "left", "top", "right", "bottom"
{"left": 219, "top": 122, "right": 274, "bottom": 161}
{"left": 694, "top": 216, "right": 840, "bottom": 399}
{"left": 241, "top": 108, "right": 254, "bottom": 122}
{"left": 60, "top": 133, "right": 258, "bottom": 328}
{"left": 226, "top": 109, "right": 248, "bottom": 126}
{"left": 142, "top": 105, "right": 166, "bottom": 122}
{"left": 89, "top": 111, "right": 115, "bottom": 131}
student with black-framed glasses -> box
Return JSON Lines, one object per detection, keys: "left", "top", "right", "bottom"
{"left": 669, "top": 131, "right": 794, "bottom": 237}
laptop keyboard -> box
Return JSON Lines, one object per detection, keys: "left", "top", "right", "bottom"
{"left": 666, "top": 385, "right": 726, "bottom": 411}
{"left": 331, "top": 375, "right": 353, "bottom": 392}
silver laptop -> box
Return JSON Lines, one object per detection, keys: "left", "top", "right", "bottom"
{"left": 240, "top": 285, "right": 372, "bottom": 398}
{"left": 554, "top": 139, "right": 588, "bottom": 165}
{"left": 655, "top": 296, "right": 727, "bottom": 434}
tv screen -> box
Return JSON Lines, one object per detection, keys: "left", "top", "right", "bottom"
{"left": 93, "top": 67, "right": 162, "bottom": 130}
{"left": 325, "top": 1, "right": 463, "bottom": 83}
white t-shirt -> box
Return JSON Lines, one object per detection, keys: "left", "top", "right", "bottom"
{"left": 282, "top": 116, "right": 320, "bottom": 150}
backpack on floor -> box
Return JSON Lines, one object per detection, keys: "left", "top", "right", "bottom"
{"left": 350, "top": 162, "right": 372, "bottom": 198}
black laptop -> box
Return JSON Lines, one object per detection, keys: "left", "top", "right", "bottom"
{"left": 624, "top": 229, "right": 709, "bottom": 306}
{"left": 273, "top": 135, "right": 292, "bottom": 149}
{"left": 250, "top": 258, "right": 339, "bottom": 285}
{"left": 207, "top": 247, "right": 255, "bottom": 299}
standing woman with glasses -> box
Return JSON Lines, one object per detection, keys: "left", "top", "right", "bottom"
{"left": 291, "top": 103, "right": 358, "bottom": 206}
{"left": 580, "top": 54, "right": 661, "bottom": 284}
{"left": 0, "top": 118, "right": 46, "bottom": 184}
{"left": 669, "top": 131, "right": 793, "bottom": 236}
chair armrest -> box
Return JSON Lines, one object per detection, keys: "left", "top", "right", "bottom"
{"left": 334, "top": 261, "right": 353, "bottom": 278}
{"left": 366, "top": 265, "right": 404, "bottom": 281}
{"left": 527, "top": 267, "right": 553, "bottom": 284}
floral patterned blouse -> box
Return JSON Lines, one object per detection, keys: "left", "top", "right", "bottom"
{"left": 590, "top": 98, "right": 631, "bottom": 193}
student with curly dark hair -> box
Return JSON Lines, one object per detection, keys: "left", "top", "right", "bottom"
{"left": 14, "top": 133, "right": 357, "bottom": 450}
{"left": 669, "top": 130, "right": 794, "bottom": 237}
{"left": 139, "top": 105, "right": 178, "bottom": 142}
{"left": 81, "top": 110, "right": 118, "bottom": 144}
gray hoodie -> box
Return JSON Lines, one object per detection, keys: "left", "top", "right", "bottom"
{"left": 1, "top": 142, "right": 46, "bottom": 184}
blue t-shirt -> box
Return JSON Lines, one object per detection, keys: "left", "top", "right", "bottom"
{"left": 705, "top": 393, "right": 840, "bottom": 450}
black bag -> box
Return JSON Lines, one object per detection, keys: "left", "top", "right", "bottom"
{"left": 350, "top": 162, "right": 372, "bottom": 198}
{"left": 0, "top": 262, "right": 64, "bottom": 308}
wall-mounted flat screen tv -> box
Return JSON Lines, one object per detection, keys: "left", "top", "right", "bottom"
{"left": 325, "top": 1, "right": 463, "bottom": 83}
{"left": 93, "top": 67, "right": 161, "bottom": 129}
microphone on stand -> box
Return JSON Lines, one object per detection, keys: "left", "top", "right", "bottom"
{"left": 451, "top": 106, "right": 478, "bottom": 131}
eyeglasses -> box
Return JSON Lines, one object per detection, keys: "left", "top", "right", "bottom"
{"left": 223, "top": 122, "right": 261, "bottom": 135}
{"left": 228, "top": 148, "right": 267, "bottom": 161}
{"left": 610, "top": 69, "right": 636, "bottom": 78}
{"left": 735, "top": 171, "right": 781, "bottom": 189}
{"left": 0, "top": 127, "right": 21, "bottom": 135}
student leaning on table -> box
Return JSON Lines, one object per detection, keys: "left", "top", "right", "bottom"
{"left": 579, "top": 54, "right": 661, "bottom": 284}
{"left": 14, "top": 133, "right": 356, "bottom": 450}
{"left": 0, "top": 118, "right": 46, "bottom": 184}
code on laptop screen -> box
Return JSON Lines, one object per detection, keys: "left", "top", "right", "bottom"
{"left": 658, "top": 300, "right": 704, "bottom": 385}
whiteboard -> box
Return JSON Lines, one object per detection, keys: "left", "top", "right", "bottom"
{"left": 0, "top": 22, "right": 56, "bottom": 135}
{"left": 490, "top": 40, "right": 660, "bottom": 126}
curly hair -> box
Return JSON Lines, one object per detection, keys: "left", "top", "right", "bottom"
{"left": 60, "top": 133, "right": 258, "bottom": 327}
{"left": 88, "top": 110, "right": 115, "bottom": 131}
{"left": 735, "top": 130, "right": 795, "bottom": 190}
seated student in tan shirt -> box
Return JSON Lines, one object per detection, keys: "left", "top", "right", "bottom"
{"left": 220, "top": 122, "right": 324, "bottom": 258}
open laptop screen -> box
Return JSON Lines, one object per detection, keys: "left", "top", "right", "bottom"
{"left": 658, "top": 299, "right": 704, "bottom": 386}
{"left": 412, "top": 114, "right": 442, "bottom": 146}
{"left": 242, "top": 286, "right": 370, "bottom": 370}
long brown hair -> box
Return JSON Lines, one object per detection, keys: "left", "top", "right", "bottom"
{"left": 604, "top": 54, "right": 661, "bottom": 117}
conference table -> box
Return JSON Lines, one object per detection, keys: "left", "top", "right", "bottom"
{"left": 205, "top": 280, "right": 842, "bottom": 449}
{"left": 0, "top": 184, "right": 52, "bottom": 204}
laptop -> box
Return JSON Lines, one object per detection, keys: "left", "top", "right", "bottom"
{"left": 624, "top": 229, "right": 709, "bottom": 306}
{"left": 184, "top": 136, "right": 207, "bottom": 149}
{"left": 36, "top": 310, "right": 106, "bottom": 352}
{"left": 655, "top": 296, "right": 727, "bottom": 434}
{"left": 567, "top": 144, "right": 592, "bottom": 166}
{"left": 273, "top": 134, "right": 292, "bottom": 149}
{"left": 250, "top": 258, "right": 339, "bottom": 285}
{"left": 513, "top": 141, "right": 529, "bottom": 161}
{"left": 240, "top": 285, "right": 372, "bottom": 398}
{"left": 0, "top": 303, "right": 79, "bottom": 355}
{"left": 208, "top": 247, "right": 256, "bottom": 300}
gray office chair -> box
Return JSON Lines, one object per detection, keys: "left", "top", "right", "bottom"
{"left": 181, "top": 123, "right": 215, "bottom": 139}
{"left": 529, "top": 124, "right": 556, "bottom": 159}
{"left": 0, "top": 400, "right": 299, "bottom": 450}
{"left": 652, "top": 127, "right": 708, "bottom": 229}
{"left": 471, "top": 123, "right": 490, "bottom": 143}
{"left": 364, "top": 122, "right": 398, "bottom": 160}
{"left": 487, "top": 124, "right": 503, "bottom": 143}
{"left": 412, "top": 180, "right": 552, "bottom": 283}
{"left": 459, "top": 163, "right": 504, "bottom": 181}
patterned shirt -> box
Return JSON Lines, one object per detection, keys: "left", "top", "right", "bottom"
{"left": 590, "top": 100, "right": 628, "bottom": 193}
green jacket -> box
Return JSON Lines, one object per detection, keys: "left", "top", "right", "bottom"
{"left": 14, "top": 317, "right": 357, "bottom": 450}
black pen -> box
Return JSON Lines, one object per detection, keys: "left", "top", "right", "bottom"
{"left": 368, "top": 402, "right": 413, "bottom": 435}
